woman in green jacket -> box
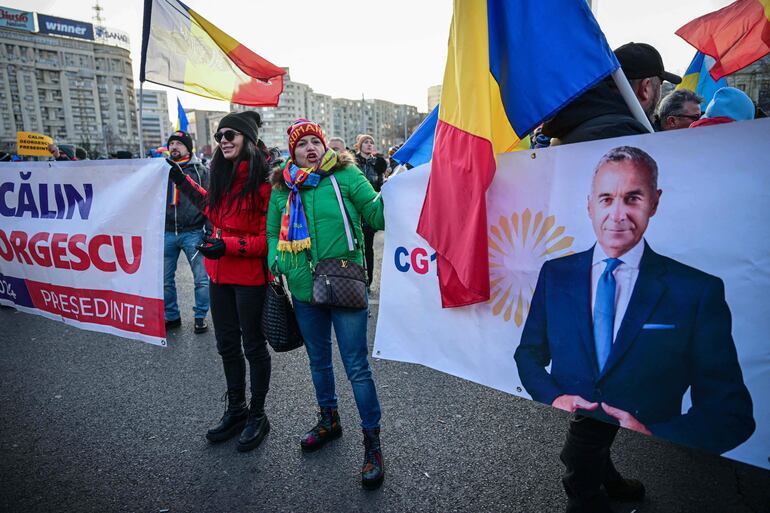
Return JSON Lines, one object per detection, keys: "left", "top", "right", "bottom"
{"left": 266, "top": 119, "right": 385, "bottom": 490}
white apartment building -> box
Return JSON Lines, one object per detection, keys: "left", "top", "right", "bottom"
{"left": 233, "top": 68, "right": 425, "bottom": 153}
{"left": 137, "top": 88, "right": 169, "bottom": 151}
{"left": 0, "top": 25, "right": 139, "bottom": 156}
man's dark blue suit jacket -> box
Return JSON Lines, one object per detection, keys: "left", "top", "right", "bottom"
{"left": 514, "top": 242, "right": 755, "bottom": 454}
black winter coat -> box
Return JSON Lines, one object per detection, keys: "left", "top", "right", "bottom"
{"left": 165, "top": 157, "right": 208, "bottom": 233}
{"left": 542, "top": 78, "right": 649, "bottom": 144}
{"left": 355, "top": 153, "right": 387, "bottom": 192}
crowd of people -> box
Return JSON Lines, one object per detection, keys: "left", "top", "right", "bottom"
{"left": 2, "top": 36, "right": 764, "bottom": 508}
{"left": 159, "top": 39, "right": 761, "bottom": 500}
{"left": 156, "top": 43, "right": 762, "bottom": 506}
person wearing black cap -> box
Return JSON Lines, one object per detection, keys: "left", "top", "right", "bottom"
{"left": 543, "top": 42, "right": 681, "bottom": 145}
{"left": 541, "top": 43, "right": 681, "bottom": 513}
{"left": 168, "top": 111, "right": 275, "bottom": 453}
{"left": 164, "top": 130, "right": 210, "bottom": 334}
{"left": 614, "top": 42, "right": 682, "bottom": 122}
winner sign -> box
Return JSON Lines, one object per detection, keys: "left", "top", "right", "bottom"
{"left": 0, "top": 159, "right": 167, "bottom": 346}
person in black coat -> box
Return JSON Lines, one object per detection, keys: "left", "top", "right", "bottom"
{"left": 354, "top": 134, "right": 387, "bottom": 289}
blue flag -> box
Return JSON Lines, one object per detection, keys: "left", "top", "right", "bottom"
{"left": 391, "top": 106, "right": 438, "bottom": 168}
{"left": 176, "top": 97, "right": 189, "bottom": 132}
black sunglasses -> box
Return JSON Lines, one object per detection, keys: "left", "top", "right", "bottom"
{"left": 672, "top": 113, "right": 701, "bottom": 123}
{"left": 214, "top": 130, "right": 241, "bottom": 143}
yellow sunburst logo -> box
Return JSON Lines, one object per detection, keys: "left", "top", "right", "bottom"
{"left": 488, "top": 209, "right": 575, "bottom": 326}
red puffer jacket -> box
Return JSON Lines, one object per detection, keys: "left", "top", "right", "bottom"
{"left": 180, "top": 161, "right": 271, "bottom": 286}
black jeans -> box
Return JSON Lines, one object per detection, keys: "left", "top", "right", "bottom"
{"left": 560, "top": 415, "right": 622, "bottom": 513}
{"left": 209, "top": 282, "right": 271, "bottom": 413}
{"left": 363, "top": 224, "right": 376, "bottom": 287}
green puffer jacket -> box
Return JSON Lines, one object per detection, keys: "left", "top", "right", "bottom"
{"left": 266, "top": 154, "right": 385, "bottom": 302}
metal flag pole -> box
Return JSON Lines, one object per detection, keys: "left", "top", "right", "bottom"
{"left": 138, "top": 0, "right": 153, "bottom": 158}
{"left": 611, "top": 68, "right": 655, "bottom": 133}
{"left": 138, "top": 81, "right": 146, "bottom": 157}
{"left": 372, "top": 164, "right": 407, "bottom": 202}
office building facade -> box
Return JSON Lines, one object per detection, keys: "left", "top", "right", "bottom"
{"left": 1, "top": 19, "right": 140, "bottom": 157}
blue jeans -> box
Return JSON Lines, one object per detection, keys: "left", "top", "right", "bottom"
{"left": 292, "top": 299, "right": 381, "bottom": 429}
{"left": 164, "top": 230, "right": 210, "bottom": 321}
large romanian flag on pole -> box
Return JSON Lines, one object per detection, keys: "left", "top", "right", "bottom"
{"left": 140, "top": 0, "right": 285, "bottom": 106}
{"left": 676, "top": 0, "right": 770, "bottom": 81}
{"left": 417, "top": 0, "right": 619, "bottom": 308}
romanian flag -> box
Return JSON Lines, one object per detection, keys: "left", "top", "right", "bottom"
{"left": 677, "top": 52, "right": 729, "bottom": 110}
{"left": 175, "top": 98, "right": 189, "bottom": 132}
{"left": 417, "top": 0, "right": 618, "bottom": 308}
{"left": 140, "top": 0, "right": 285, "bottom": 106}
{"left": 676, "top": 0, "right": 770, "bottom": 81}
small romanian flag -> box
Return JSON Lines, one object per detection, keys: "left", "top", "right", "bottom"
{"left": 140, "top": 0, "right": 285, "bottom": 106}
{"left": 676, "top": 0, "right": 770, "bottom": 81}
{"left": 417, "top": 0, "right": 619, "bottom": 308}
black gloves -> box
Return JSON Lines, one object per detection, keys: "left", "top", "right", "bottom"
{"left": 196, "top": 236, "right": 226, "bottom": 259}
{"left": 372, "top": 155, "right": 388, "bottom": 174}
{"left": 166, "top": 158, "right": 186, "bottom": 185}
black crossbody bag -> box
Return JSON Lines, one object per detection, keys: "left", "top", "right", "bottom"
{"left": 309, "top": 175, "right": 368, "bottom": 310}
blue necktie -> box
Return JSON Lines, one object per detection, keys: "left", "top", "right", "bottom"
{"left": 594, "top": 258, "right": 623, "bottom": 372}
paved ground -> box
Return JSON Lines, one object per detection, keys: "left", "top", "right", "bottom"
{"left": 1, "top": 233, "right": 769, "bottom": 513}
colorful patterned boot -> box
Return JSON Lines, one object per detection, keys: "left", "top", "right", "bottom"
{"left": 300, "top": 407, "right": 342, "bottom": 452}
{"left": 361, "top": 427, "right": 384, "bottom": 490}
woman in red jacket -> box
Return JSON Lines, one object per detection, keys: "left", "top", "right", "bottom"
{"left": 169, "top": 111, "right": 272, "bottom": 452}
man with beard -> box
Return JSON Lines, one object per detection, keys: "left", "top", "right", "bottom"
{"left": 164, "top": 130, "right": 210, "bottom": 333}
{"left": 655, "top": 89, "right": 703, "bottom": 130}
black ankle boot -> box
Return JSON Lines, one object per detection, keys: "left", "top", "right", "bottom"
{"left": 237, "top": 400, "right": 270, "bottom": 452}
{"left": 300, "top": 407, "right": 342, "bottom": 452}
{"left": 361, "top": 427, "right": 384, "bottom": 490}
{"left": 206, "top": 389, "right": 248, "bottom": 443}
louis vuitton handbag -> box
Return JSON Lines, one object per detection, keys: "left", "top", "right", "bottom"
{"left": 309, "top": 175, "right": 368, "bottom": 310}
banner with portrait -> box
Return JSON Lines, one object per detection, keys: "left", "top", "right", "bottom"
{"left": 374, "top": 119, "right": 770, "bottom": 470}
{"left": 0, "top": 159, "right": 167, "bottom": 346}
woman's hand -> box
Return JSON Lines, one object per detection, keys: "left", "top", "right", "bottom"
{"left": 196, "top": 236, "right": 226, "bottom": 259}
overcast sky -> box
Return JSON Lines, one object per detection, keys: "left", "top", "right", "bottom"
{"left": 9, "top": 0, "right": 734, "bottom": 120}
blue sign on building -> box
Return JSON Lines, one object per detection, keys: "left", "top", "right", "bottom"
{"left": 37, "top": 13, "right": 94, "bottom": 41}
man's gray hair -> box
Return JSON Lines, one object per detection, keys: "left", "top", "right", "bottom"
{"left": 657, "top": 89, "right": 703, "bottom": 120}
{"left": 594, "top": 146, "right": 659, "bottom": 190}
{"left": 328, "top": 136, "right": 346, "bottom": 145}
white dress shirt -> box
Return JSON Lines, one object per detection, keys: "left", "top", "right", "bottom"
{"left": 590, "top": 238, "right": 645, "bottom": 340}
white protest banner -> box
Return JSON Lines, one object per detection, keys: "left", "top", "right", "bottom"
{"left": 0, "top": 159, "right": 168, "bottom": 346}
{"left": 375, "top": 119, "right": 770, "bottom": 470}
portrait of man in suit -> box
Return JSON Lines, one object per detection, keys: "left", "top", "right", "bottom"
{"left": 514, "top": 145, "right": 755, "bottom": 455}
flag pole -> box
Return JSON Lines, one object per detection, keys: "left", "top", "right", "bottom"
{"left": 611, "top": 69, "right": 655, "bottom": 133}
{"left": 138, "top": 0, "right": 153, "bottom": 158}
{"left": 372, "top": 164, "right": 407, "bottom": 202}
{"left": 138, "top": 81, "right": 146, "bottom": 157}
